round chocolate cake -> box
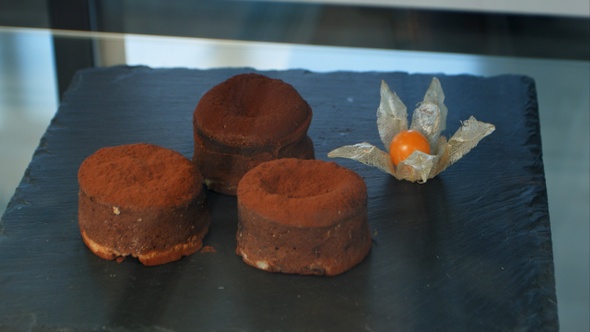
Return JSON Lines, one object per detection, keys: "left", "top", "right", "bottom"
{"left": 193, "top": 73, "right": 315, "bottom": 195}
{"left": 78, "top": 143, "right": 210, "bottom": 266}
{"left": 236, "top": 158, "right": 372, "bottom": 276}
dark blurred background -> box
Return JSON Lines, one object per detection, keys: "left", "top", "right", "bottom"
{"left": 1, "top": 0, "right": 588, "bottom": 60}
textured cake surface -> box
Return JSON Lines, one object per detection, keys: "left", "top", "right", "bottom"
{"left": 236, "top": 158, "right": 372, "bottom": 276}
{"left": 194, "top": 73, "right": 312, "bottom": 148}
{"left": 193, "top": 73, "right": 315, "bottom": 195}
{"left": 78, "top": 143, "right": 210, "bottom": 266}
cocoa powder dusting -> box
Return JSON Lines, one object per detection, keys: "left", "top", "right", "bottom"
{"left": 78, "top": 143, "right": 202, "bottom": 207}
{"left": 257, "top": 162, "right": 335, "bottom": 199}
{"left": 238, "top": 158, "right": 367, "bottom": 228}
{"left": 195, "top": 73, "right": 312, "bottom": 146}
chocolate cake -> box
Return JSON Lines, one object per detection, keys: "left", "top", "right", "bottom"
{"left": 77, "top": 143, "right": 210, "bottom": 266}
{"left": 236, "top": 158, "right": 372, "bottom": 276}
{"left": 193, "top": 73, "right": 315, "bottom": 195}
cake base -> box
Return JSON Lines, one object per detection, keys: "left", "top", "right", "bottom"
{"left": 236, "top": 208, "right": 371, "bottom": 276}
{"left": 81, "top": 228, "right": 207, "bottom": 266}
{"left": 78, "top": 187, "right": 211, "bottom": 266}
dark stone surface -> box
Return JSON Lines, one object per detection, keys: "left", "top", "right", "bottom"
{"left": 0, "top": 66, "right": 557, "bottom": 331}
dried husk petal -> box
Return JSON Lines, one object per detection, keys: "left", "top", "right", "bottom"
{"left": 422, "top": 77, "right": 448, "bottom": 132}
{"left": 395, "top": 151, "right": 438, "bottom": 183}
{"left": 376, "top": 80, "right": 407, "bottom": 151}
{"left": 410, "top": 78, "right": 447, "bottom": 148}
{"left": 328, "top": 77, "right": 495, "bottom": 183}
{"left": 327, "top": 142, "right": 395, "bottom": 175}
{"left": 445, "top": 116, "right": 496, "bottom": 166}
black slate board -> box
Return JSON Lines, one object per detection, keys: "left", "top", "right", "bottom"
{"left": 0, "top": 66, "right": 557, "bottom": 331}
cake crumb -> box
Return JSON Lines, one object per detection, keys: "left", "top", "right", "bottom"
{"left": 256, "top": 260, "right": 269, "bottom": 270}
{"left": 112, "top": 206, "right": 120, "bottom": 215}
{"left": 200, "top": 246, "right": 216, "bottom": 253}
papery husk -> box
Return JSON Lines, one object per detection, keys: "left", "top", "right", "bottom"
{"left": 328, "top": 136, "right": 448, "bottom": 183}
{"left": 328, "top": 142, "right": 395, "bottom": 175}
{"left": 376, "top": 80, "right": 407, "bottom": 150}
{"left": 328, "top": 77, "right": 495, "bottom": 183}
{"left": 442, "top": 116, "right": 496, "bottom": 167}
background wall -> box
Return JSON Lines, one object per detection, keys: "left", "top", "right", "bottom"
{"left": 264, "top": 0, "right": 590, "bottom": 17}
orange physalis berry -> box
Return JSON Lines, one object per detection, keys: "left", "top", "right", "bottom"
{"left": 389, "top": 130, "right": 431, "bottom": 166}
